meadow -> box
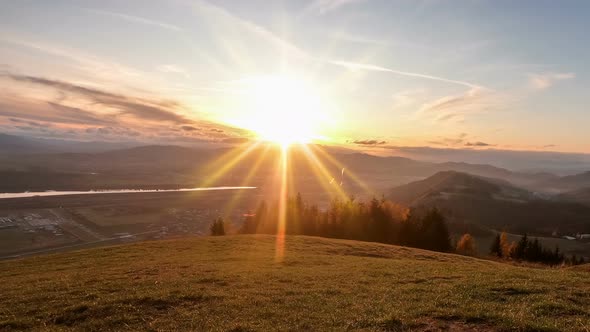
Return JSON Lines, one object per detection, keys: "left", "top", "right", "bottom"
{"left": 1, "top": 235, "right": 589, "bottom": 331}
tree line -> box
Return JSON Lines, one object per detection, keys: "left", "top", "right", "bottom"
{"left": 209, "top": 193, "right": 587, "bottom": 265}
{"left": 490, "top": 232, "right": 585, "bottom": 266}
{"left": 238, "top": 193, "right": 452, "bottom": 253}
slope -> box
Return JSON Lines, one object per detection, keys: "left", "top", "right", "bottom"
{"left": 537, "top": 171, "right": 590, "bottom": 192}
{"left": 389, "top": 171, "right": 590, "bottom": 235}
{"left": 1, "top": 235, "right": 589, "bottom": 331}
{"left": 556, "top": 187, "right": 590, "bottom": 206}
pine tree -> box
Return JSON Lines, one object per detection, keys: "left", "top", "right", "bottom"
{"left": 210, "top": 217, "right": 225, "bottom": 236}
{"left": 420, "top": 208, "right": 451, "bottom": 252}
{"left": 490, "top": 233, "right": 502, "bottom": 257}
{"left": 515, "top": 233, "right": 529, "bottom": 260}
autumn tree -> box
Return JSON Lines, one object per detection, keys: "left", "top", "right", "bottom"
{"left": 456, "top": 233, "right": 477, "bottom": 256}
{"left": 499, "top": 232, "right": 514, "bottom": 258}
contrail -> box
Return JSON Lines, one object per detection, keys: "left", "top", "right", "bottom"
{"left": 330, "top": 60, "right": 483, "bottom": 89}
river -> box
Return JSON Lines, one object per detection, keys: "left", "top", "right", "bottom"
{"left": 0, "top": 187, "right": 256, "bottom": 199}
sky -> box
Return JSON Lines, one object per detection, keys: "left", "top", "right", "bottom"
{"left": 1, "top": 0, "right": 589, "bottom": 155}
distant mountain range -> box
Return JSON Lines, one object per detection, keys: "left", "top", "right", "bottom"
{"left": 0, "top": 133, "right": 588, "bottom": 195}
{"left": 389, "top": 171, "right": 590, "bottom": 235}
{"left": 0, "top": 133, "right": 140, "bottom": 154}
{"left": 2, "top": 133, "right": 590, "bottom": 236}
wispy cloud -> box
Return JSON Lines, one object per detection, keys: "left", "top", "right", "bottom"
{"left": 306, "top": 0, "right": 367, "bottom": 14}
{"left": 330, "top": 60, "right": 483, "bottom": 89}
{"left": 181, "top": 1, "right": 484, "bottom": 93}
{"left": 465, "top": 141, "right": 493, "bottom": 147}
{"left": 0, "top": 33, "right": 144, "bottom": 85}
{"left": 392, "top": 89, "right": 428, "bottom": 109}
{"left": 86, "top": 8, "right": 183, "bottom": 32}
{"left": 352, "top": 139, "right": 387, "bottom": 146}
{"left": 418, "top": 87, "right": 504, "bottom": 123}
{"left": 529, "top": 72, "right": 575, "bottom": 90}
{"left": 156, "top": 64, "right": 191, "bottom": 78}
{"left": 185, "top": 0, "right": 308, "bottom": 60}
{"left": 4, "top": 72, "right": 190, "bottom": 124}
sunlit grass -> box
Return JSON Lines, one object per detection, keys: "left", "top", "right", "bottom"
{"left": 1, "top": 235, "right": 589, "bottom": 331}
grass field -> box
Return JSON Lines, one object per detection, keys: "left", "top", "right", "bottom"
{"left": 1, "top": 235, "right": 589, "bottom": 331}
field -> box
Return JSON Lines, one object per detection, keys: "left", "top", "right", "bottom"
{"left": 0, "top": 190, "right": 261, "bottom": 258}
{"left": 1, "top": 235, "right": 589, "bottom": 331}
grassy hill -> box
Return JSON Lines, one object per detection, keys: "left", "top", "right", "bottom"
{"left": 1, "top": 235, "right": 589, "bottom": 331}
{"left": 389, "top": 171, "right": 590, "bottom": 235}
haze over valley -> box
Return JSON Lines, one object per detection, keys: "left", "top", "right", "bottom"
{"left": 2, "top": 1, "right": 590, "bottom": 331}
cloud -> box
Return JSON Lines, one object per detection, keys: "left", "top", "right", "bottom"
{"left": 0, "top": 33, "right": 144, "bottom": 84}
{"left": 0, "top": 97, "right": 114, "bottom": 126}
{"left": 221, "top": 137, "right": 250, "bottom": 144}
{"left": 0, "top": 71, "right": 250, "bottom": 144}
{"left": 182, "top": 0, "right": 483, "bottom": 93}
{"left": 86, "top": 9, "right": 183, "bottom": 32}
{"left": 156, "top": 64, "right": 190, "bottom": 78}
{"left": 186, "top": 0, "right": 308, "bottom": 60}
{"left": 306, "top": 0, "right": 366, "bottom": 14}
{"left": 330, "top": 61, "right": 483, "bottom": 89}
{"left": 180, "top": 125, "right": 201, "bottom": 132}
{"left": 352, "top": 139, "right": 387, "bottom": 146}
{"left": 427, "top": 134, "right": 494, "bottom": 148}
{"left": 85, "top": 126, "right": 142, "bottom": 137}
{"left": 9, "top": 118, "right": 43, "bottom": 127}
{"left": 465, "top": 141, "right": 493, "bottom": 147}
{"left": 529, "top": 72, "right": 575, "bottom": 90}
{"left": 4, "top": 73, "right": 191, "bottom": 124}
{"left": 428, "top": 134, "right": 468, "bottom": 147}
{"left": 419, "top": 87, "right": 500, "bottom": 123}
{"left": 323, "top": 31, "right": 388, "bottom": 46}
{"left": 391, "top": 89, "right": 427, "bottom": 109}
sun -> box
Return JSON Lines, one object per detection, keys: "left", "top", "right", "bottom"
{"left": 236, "top": 75, "right": 330, "bottom": 147}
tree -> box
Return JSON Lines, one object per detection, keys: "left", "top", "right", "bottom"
{"left": 210, "top": 217, "right": 225, "bottom": 236}
{"left": 456, "top": 233, "right": 477, "bottom": 256}
{"left": 499, "top": 232, "right": 513, "bottom": 258}
{"left": 514, "top": 233, "right": 529, "bottom": 260}
{"left": 420, "top": 208, "right": 451, "bottom": 252}
{"left": 490, "top": 233, "right": 502, "bottom": 257}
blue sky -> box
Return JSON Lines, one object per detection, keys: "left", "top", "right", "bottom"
{"left": 0, "top": 0, "right": 588, "bottom": 153}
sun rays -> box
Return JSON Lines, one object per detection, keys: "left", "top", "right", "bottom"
{"left": 200, "top": 139, "right": 373, "bottom": 261}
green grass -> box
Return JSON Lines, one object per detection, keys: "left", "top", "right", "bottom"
{"left": 1, "top": 235, "right": 589, "bottom": 331}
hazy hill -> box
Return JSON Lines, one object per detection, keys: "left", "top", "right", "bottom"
{"left": 389, "top": 171, "right": 534, "bottom": 206}
{"left": 556, "top": 187, "right": 590, "bottom": 206}
{"left": 1, "top": 235, "right": 588, "bottom": 331}
{"left": 389, "top": 171, "right": 590, "bottom": 235}
{"left": 0, "top": 133, "right": 57, "bottom": 154}
{"left": 0, "top": 142, "right": 561, "bottom": 193}
{"left": 536, "top": 171, "right": 590, "bottom": 192}
{"left": 0, "top": 133, "right": 139, "bottom": 154}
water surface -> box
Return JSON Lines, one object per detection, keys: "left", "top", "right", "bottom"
{"left": 0, "top": 187, "right": 256, "bottom": 199}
